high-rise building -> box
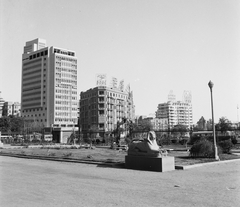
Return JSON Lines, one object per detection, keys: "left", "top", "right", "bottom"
{"left": 79, "top": 85, "right": 135, "bottom": 137}
{"left": 21, "top": 38, "right": 78, "bottom": 143}
{"left": 156, "top": 91, "right": 193, "bottom": 129}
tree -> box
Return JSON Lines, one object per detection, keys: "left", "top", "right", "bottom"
{"left": 89, "top": 124, "right": 99, "bottom": 147}
{"left": 216, "top": 117, "right": 232, "bottom": 134}
{"left": 136, "top": 118, "right": 153, "bottom": 131}
{"left": 171, "top": 124, "right": 189, "bottom": 137}
{"left": 196, "top": 116, "right": 207, "bottom": 131}
{"left": 0, "top": 116, "right": 25, "bottom": 134}
{"left": 206, "top": 119, "right": 213, "bottom": 131}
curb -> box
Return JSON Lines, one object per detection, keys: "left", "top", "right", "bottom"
{"left": 0, "top": 153, "right": 121, "bottom": 167}
{"left": 175, "top": 158, "right": 240, "bottom": 170}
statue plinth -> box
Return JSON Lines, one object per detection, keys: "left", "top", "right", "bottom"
{"left": 125, "top": 155, "right": 175, "bottom": 172}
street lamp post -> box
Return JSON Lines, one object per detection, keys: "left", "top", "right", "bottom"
{"left": 208, "top": 80, "right": 220, "bottom": 161}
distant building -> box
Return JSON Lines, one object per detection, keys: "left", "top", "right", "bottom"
{"left": 21, "top": 38, "right": 78, "bottom": 143}
{"left": 136, "top": 115, "right": 168, "bottom": 131}
{"left": 156, "top": 91, "right": 193, "bottom": 129}
{"left": 79, "top": 85, "right": 135, "bottom": 136}
{"left": 2, "top": 102, "right": 21, "bottom": 117}
{"left": 0, "top": 92, "right": 5, "bottom": 118}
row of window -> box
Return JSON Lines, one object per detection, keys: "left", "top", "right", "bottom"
{"left": 22, "top": 80, "right": 41, "bottom": 87}
{"left": 55, "top": 112, "right": 78, "bottom": 117}
{"left": 107, "top": 92, "right": 126, "bottom": 100}
{"left": 55, "top": 100, "right": 78, "bottom": 105}
{"left": 55, "top": 118, "right": 77, "bottom": 122}
{"left": 56, "top": 67, "right": 77, "bottom": 74}
{"left": 29, "top": 50, "right": 48, "bottom": 60}
{"left": 55, "top": 106, "right": 78, "bottom": 111}
{"left": 55, "top": 51, "right": 76, "bottom": 58}
{"left": 55, "top": 95, "right": 77, "bottom": 100}
{"left": 21, "top": 117, "right": 47, "bottom": 122}
{"left": 56, "top": 83, "right": 77, "bottom": 89}
{"left": 22, "top": 108, "right": 47, "bottom": 113}
{"left": 56, "top": 78, "right": 77, "bottom": 85}
{"left": 56, "top": 89, "right": 77, "bottom": 95}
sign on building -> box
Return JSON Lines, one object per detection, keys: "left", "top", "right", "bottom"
{"left": 118, "top": 80, "right": 124, "bottom": 91}
{"left": 96, "top": 74, "right": 107, "bottom": 87}
{"left": 183, "top": 91, "right": 192, "bottom": 103}
{"left": 110, "top": 77, "right": 118, "bottom": 89}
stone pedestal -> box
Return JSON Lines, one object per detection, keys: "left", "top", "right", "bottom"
{"left": 125, "top": 155, "right": 175, "bottom": 172}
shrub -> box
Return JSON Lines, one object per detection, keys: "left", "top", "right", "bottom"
{"left": 189, "top": 139, "right": 215, "bottom": 158}
{"left": 48, "top": 152, "right": 55, "bottom": 157}
{"left": 219, "top": 139, "right": 233, "bottom": 153}
{"left": 231, "top": 136, "right": 237, "bottom": 145}
{"left": 63, "top": 152, "right": 72, "bottom": 157}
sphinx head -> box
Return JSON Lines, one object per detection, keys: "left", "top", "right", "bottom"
{"left": 147, "top": 131, "right": 157, "bottom": 145}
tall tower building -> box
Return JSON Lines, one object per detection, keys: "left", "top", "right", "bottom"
{"left": 21, "top": 38, "right": 78, "bottom": 143}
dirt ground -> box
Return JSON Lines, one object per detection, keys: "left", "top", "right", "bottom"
{"left": 1, "top": 156, "right": 240, "bottom": 207}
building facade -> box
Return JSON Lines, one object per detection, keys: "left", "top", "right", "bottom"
{"left": 80, "top": 86, "right": 135, "bottom": 136}
{"left": 0, "top": 92, "right": 5, "bottom": 118}
{"left": 156, "top": 101, "right": 193, "bottom": 129}
{"left": 156, "top": 91, "right": 193, "bottom": 129}
{"left": 21, "top": 38, "right": 78, "bottom": 143}
{"left": 2, "top": 102, "right": 21, "bottom": 117}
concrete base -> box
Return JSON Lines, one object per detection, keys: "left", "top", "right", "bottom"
{"left": 125, "top": 155, "right": 175, "bottom": 172}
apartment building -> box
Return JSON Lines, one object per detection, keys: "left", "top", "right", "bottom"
{"left": 21, "top": 38, "right": 78, "bottom": 143}
{"left": 156, "top": 91, "right": 193, "bottom": 129}
{"left": 2, "top": 102, "right": 21, "bottom": 117}
{"left": 80, "top": 86, "right": 135, "bottom": 136}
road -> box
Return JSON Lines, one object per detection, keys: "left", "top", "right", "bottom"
{"left": 0, "top": 156, "right": 240, "bottom": 207}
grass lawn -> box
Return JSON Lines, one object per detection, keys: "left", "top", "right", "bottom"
{"left": 1, "top": 144, "right": 240, "bottom": 166}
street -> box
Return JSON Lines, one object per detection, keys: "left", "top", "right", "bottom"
{"left": 0, "top": 156, "right": 240, "bottom": 207}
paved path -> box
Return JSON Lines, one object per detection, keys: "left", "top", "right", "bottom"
{"left": 0, "top": 156, "right": 240, "bottom": 207}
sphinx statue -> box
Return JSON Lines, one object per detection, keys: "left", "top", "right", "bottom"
{"left": 127, "top": 131, "right": 161, "bottom": 157}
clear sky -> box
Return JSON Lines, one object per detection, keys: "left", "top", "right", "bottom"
{"left": 1, "top": 0, "right": 240, "bottom": 124}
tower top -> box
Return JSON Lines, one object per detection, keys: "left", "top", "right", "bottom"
{"left": 23, "top": 38, "right": 47, "bottom": 54}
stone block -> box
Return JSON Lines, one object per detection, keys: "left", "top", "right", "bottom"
{"left": 125, "top": 155, "right": 175, "bottom": 172}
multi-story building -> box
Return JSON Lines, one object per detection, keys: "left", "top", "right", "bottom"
{"left": 0, "top": 92, "right": 5, "bottom": 117}
{"left": 21, "top": 38, "right": 78, "bottom": 143}
{"left": 2, "top": 102, "right": 21, "bottom": 117}
{"left": 80, "top": 86, "right": 135, "bottom": 137}
{"left": 156, "top": 91, "right": 193, "bottom": 129}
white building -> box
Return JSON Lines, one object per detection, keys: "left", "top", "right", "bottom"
{"left": 156, "top": 91, "right": 193, "bottom": 129}
{"left": 21, "top": 38, "right": 78, "bottom": 143}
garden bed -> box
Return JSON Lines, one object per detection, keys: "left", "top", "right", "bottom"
{"left": 0, "top": 145, "right": 239, "bottom": 166}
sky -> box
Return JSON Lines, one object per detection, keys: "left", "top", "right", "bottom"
{"left": 1, "top": 0, "right": 240, "bottom": 124}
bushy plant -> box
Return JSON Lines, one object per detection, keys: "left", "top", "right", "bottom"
{"left": 189, "top": 139, "right": 215, "bottom": 158}
{"left": 219, "top": 139, "right": 233, "bottom": 153}
{"left": 48, "top": 152, "right": 55, "bottom": 157}
{"left": 231, "top": 136, "right": 237, "bottom": 145}
{"left": 63, "top": 152, "right": 72, "bottom": 157}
